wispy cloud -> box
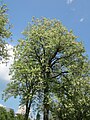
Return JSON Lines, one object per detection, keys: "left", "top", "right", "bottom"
{"left": 66, "top": 0, "right": 74, "bottom": 4}
{"left": 80, "top": 18, "right": 84, "bottom": 22}
{"left": 0, "top": 45, "right": 14, "bottom": 81}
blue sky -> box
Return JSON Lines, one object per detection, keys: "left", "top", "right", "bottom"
{"left": 0, "top": 0, "right": 90, "bottom": 112}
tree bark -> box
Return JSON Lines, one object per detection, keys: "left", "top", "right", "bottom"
{"left": 24, "top": 102, "right": 29, "bottom": 120}
{"left": 43, "top": 86, "right": 49, "bottom": 120}
{"left": 43, "top": 71, "right": 50, "bottom": 120}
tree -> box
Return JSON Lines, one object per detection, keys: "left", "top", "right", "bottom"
{"left": 9, "top": 109, "right": 15, "bottom": 120}
{"left": 15, "top": 114, "right": 25, "bottom": 120}
{"left": 0, "top": 3, "right": 11, "bottom": 62}
{"left": 4, "top": 18, "right": 90, "bottom": 120}
{"left": 0, "top": 106, "right": 13, "bottom": 120}
{"left": 3, "top": 39, "right": 40, "bottom": 120}
{"left": 0, "top": 106, "right": 31, "bottom": 120}
{"left": 3, "top": 55, "right": 38, "bottom": 120}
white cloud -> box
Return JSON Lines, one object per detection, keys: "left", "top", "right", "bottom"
{"left": 80, "top": 18, "right": 84, "bottom": 22}
{"left": 66, "top": 0, "right": 74, "bottom": 4}
{"left": 0, "top": 44, "right": 14, "bottom": 81}
{"left": 0, "top": 104, "right": 5, "bottom": 107}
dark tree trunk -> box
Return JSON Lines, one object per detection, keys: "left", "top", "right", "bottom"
{"left": 24, "top": 101, "right": 31, "bottom": 120}
{"left": 24, "top": 102, "right": 29, "bottom": 120}
{"left": 41, "top": 45, "right": 50, "bottom": 120}
{"left": 43, "top": 86, "right": 49, "bottom": 120}
{"left": 43, "top": 88, "right": 49, "bottom": 120}
{"left": 43, "top": 106, "right": 49, "bottom": 120}
{"left": 25, "top": 112, "right": 29, "bottom": 120}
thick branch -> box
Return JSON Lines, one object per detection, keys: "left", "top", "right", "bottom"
{"left": 51, "top": 50, "right": 83, "bottom": 67}
{"left": 50, "top": 71, "right": 68, "bottom": 79}
{"left": 49, "top": 47, "right": 59, "bottom": 65}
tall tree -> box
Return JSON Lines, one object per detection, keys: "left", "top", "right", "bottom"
{"left": 0, "top": 3, "right": 11, "bottom": 62}
{"left": 3, "top": 39, "right": 41, "bottom": 120}
{"left": 4, "top": 18, "right": 90, "bottom": 120}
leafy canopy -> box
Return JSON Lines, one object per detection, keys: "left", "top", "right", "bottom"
{"left": 4, "top": 17, "right": 90, "bottom": 120}
{"left": 0, "top": 3, "right": 11, "bottom": 61}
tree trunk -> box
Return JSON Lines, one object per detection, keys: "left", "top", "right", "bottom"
{"left": 25, "top": 112, "right": 29, "bottom": 120}
{"left": 24, "top": 104, "right": 29, "bottom": 120}
{"left": 43, "top": 106, "right": 49, "bottom": 120}
{"left": 24, "top": 101, "right": 31, "bottom": 120}
{"left": 43, "top": 81, "right": 49, "bottom": 120}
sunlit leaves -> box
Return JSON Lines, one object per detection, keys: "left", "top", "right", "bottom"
{"left": 4, "top": 17, "right": 90, "bottom": 120}
{"left": 0, "top": 4, "right": 11, "bottom": 61}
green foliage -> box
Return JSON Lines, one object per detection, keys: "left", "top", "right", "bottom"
{"left": 0, "top": 106, "right": 9, "bottom": 120}
{"left": 0, "top": 106, "right": 14, "bottom": 120}
{"left": 0, "top": 4, "right": 11, "bottom": 61}
{"left": 9, "top": 109, "right": 15, "bottom": 120}
{"left": 15, "top": 114, "right": 25, "bottom": 120}
{"left": 4, "top": 17, "right": 90, "bottom": 120}
{"left": 15, "top": 114, "right": 31, "bottom": 120}
{"left": 0, "top": 106, "right": 31, "bottom": 120}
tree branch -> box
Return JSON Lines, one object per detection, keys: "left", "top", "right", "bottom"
{"left": 49, "top": 47, "right": 59, "bottom": 65}
{"left": 51, "top": 50, "right": 82, "bottom": 67}
{"left": 50, "top": 71, "right": 68, "bottom": 79}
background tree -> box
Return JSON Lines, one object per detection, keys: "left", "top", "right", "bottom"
{"left": 0, "top": 106, "right": 8, "bottom": 120}
{"left": 9, "top": 109, "right": 15, "bottom": 120}
{"left": 4, "top": 18, "right": 90, "bottom": 120}
{"left": 0, "top": 3, "right": 11, "bottom": 62}
{"left": 15, "top": 114, "right": 25, "bottom": 120}
{"left": 0, "top": 106, "right": 31, "bottom": 120}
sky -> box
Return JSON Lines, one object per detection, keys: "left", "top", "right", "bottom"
{"left": 0, "top": 0, "right": 90, "bottom": 112}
